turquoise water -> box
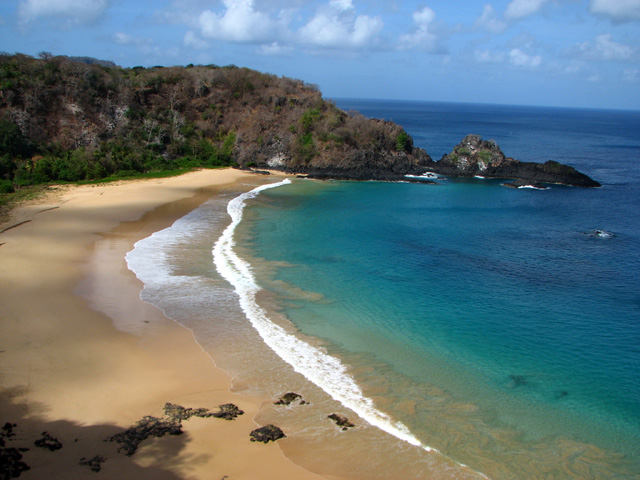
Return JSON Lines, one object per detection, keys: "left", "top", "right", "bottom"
{"left": 243, "top": 102, "right": 640, "bottom": 477}
{"left": 127, "top": 101, "right": 640, "bottom": 478}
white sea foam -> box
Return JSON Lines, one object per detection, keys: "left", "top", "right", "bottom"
{"left": 212, "top": 179, "right": 429, "bottom": 446}
{"left": 212, "top": 179, "right": 490, "bottom": 479}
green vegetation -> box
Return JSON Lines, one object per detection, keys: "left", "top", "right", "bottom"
{"left": 0, "top": 53, "right": 420, "bottom": 195}
{"left": 477, "top": 150, "right": 492, "bottom": 162}
{"left": 395, "top": 131, "right": 410, "bottom": 152}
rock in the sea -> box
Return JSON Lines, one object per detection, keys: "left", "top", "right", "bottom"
{"left": 328, "top": 414, "right": 355, "bottom": 431}
{"left": 589, "top": 229, "right": 614, "bottom": 238}
{"left": 508, "top": 374, "right": 528, "bottom": 388}
{"left": 34, "top": 431, "right": 62, "bottom": 451}
{"left": 431, "top": 134, "right": 600, "bottom": 187}
{"left": 249, "top": 425, "right": 286, "bottom": 443}
{"left": 274, "top": 392, "right": 307, "bottom": 406}
{"left": 107, "top": 416, "right": 183, "bottom": 456}
{"left": 79, "top": 455, "right": 106, "bottom": 473}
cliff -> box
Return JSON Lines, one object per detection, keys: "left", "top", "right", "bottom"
{"left": 0, "top": 54, "right": 428, "bottom": 188}
{"left": 0, "top": 54, "right": 597, "bottom": 189}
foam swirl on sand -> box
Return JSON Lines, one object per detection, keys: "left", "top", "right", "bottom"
{"left": 213, "top": 179, "right": 489, "bottom": 479}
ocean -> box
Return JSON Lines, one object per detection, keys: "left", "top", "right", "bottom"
{"left": 126, "top": 100, "right": 640, "bottom": 479}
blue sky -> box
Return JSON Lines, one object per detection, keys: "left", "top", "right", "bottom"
{"left": 1, "top": 0, "right": 639, "bottom": 109}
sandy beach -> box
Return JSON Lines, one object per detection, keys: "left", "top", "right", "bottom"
{"left": 0, "top": 168, "right": 331, "bottom": 480}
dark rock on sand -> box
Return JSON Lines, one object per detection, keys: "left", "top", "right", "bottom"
{"left": 164, "top": 402, "right": 244, "bottom": 421}
{"left": 34, "top": 431, "right": 62, "bottom": 451}
{"left": 249, "top": 425, "right": 286, "bottom": 444}
{"left": 1, "top": 423, "right": 30, "bottom": 479}
{"left": 211, "top": 404, "right": 245, "bottom": 420}
{"left": 107, "top": 416, "right": 183, "bottom": 456}
{"left": 274, "top": 392, "right": 307, "bottom": 406}
{"left": 0, "top": 446, "right": 30, "bottom": 479}
{"left": 79, "top": 455, "right": 106, "bottom": 473}
{"left": 109, "top": 403, "right": 244, "bottom": 456}
{"left": 164, "top": 402, "right": 210, "bottom": 421}
{"left": 328, "top": 414, "right": 355, "bottom": 431}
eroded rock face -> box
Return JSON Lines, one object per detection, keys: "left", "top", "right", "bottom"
{"left": 249, "top": 425, "right": 286, "bottom": 444}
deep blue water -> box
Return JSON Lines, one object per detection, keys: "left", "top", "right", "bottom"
{"left": 247, "top": 100, "right": 640, "bottom": 476}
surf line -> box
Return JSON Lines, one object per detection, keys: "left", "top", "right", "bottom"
{"left": 213, "top": 178, "right": 490, "bottom": 480}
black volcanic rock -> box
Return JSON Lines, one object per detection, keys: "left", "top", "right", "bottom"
{"left": 427, "top": 134, "right": 600, "bottom": 187}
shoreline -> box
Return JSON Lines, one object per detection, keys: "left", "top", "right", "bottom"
{"left": 0, "top": 168, "right": 329, "bottom": 479}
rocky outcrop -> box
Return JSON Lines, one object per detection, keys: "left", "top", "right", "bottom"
{"left": 426, "top": 134, "right": 600, "bottom": 187}
{"left": 34, "top": 431, "right": 63, "bottom": 451}
{"left": 249, "top": 425, "right": 286, "bottom": 443}
{"left": 107, "top": 415, "right": 183, "bottom": 456}
{"left": 108, "top": 403, "right": 245, "bottom": 456}
{"left": 79, "top": 455, "right": 107, "bottom": 473}
{"left": 274, "top": 392, "right": 308, "bottom": 406}
{"left": 328, "top": 414, "right": 355, "bottom": 431}
{"left": 0, "top": 55, "right": 599, "bottom": 188}
{"left": 1, "top": 423, "right": 30, "bottom": 479}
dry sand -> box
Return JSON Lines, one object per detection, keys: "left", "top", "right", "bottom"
{"left": 0, "top": 168, "right": 332, "bottom": 480}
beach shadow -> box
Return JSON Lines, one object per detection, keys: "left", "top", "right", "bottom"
{"left": 0, "top": 386, "right": 190, "bottom": 479}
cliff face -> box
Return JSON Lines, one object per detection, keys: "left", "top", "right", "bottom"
{"left": 0, "top": 54, "right": 598, "bottom": 188}
{"left": 426, "top": 134, "right": 601, "bottom": 187}
{"left": 0, "top": 54, "right": 428, "bottom": 185}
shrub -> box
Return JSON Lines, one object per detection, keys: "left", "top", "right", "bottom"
{"left": 0, "top": 179, "right": 14, "bottom": 193}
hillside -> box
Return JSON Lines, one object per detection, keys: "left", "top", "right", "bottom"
{"left": 0, "top": 53, "right": 430, "bottom": 191}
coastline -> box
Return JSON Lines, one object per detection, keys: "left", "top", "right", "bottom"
{"left": 0, "top": 168, "right": 328, "bottom": 479}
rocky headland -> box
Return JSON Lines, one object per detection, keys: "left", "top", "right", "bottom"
{"left": 422, "top": 134, "right": 600, "bottom": 187}
{"left": 0, "top": 54, "right": 598, "bottom": 191}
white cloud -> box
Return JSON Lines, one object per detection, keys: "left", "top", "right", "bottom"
{"left": 196, "top": 0, "right": 278, "bottom": 43}
{"left": 258, "top": 42, "right": 293, "bottom": 56}
{"left": 504, "top": 0, "right": 550, "bottom": 20}
{"left": 475, "top": 49, "right": 506, "bottom": 63}
{"left": 590, "top": 0, "right": 640, "bottom": 22}
{"left": 398, "top": 7, "right": 440, "bottom": 52}
{"left": 113, "top": 32, "right": 134, "bottom": 45}
{"left": 623, "top": 68, "right": 639, "bottom": 81}
{"left": 184, "top": 31, "right": 210, "bottom": 50}
{"left": 576, "top": 34, "right": 635, "bottom": 61}
{"left": 298, "top": 8, "right": 383, "bottom": 49}
{"left": 509, "top": 48, "right": 542, "bottom": 67}
{"left": 329, "top": 0, "right": 354, "bottom": 12}
{"left": 476, "top": 4, "right": 507, "bottom": 33}
{"left": 18, "top": 0, "right": 109, "bottom": 26}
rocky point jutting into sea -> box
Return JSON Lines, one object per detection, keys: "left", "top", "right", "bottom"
{"left": 0, "top": 53, "right": 599, "bottom": 191}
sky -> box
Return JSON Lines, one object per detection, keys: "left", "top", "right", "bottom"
{"left": 0, "top": 0, "right": 639, "bottom": 110}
